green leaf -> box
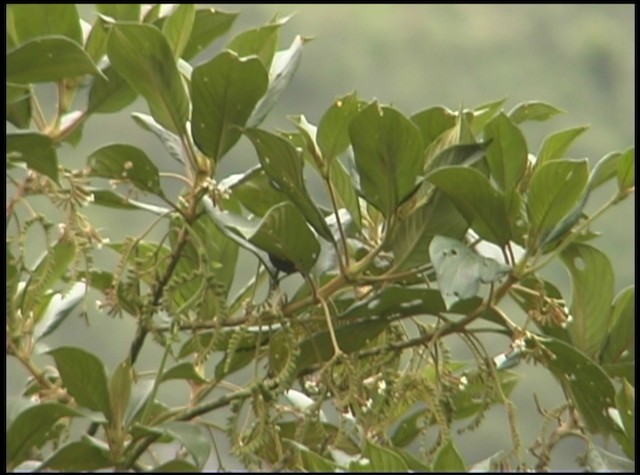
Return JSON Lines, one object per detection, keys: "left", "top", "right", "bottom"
{"left": 225, "top": 166, "right": 288, "bottom": 216}
{"left": 427, "top": 166, "right": 511, "bottom": 245}
{"left": 433, "top": 440, "right": 466, "bottom": 472}
{"left": 317, "top": 92, "right": 364, "bottom": 160}
{"left": 84, "top": 17, "right": 111, "bottom": 63}
{"left": 249, "top": 202, "right": 320, "bottom": 275}
{"left": 162, "top": 4, "right": 195, "bottom": 59}
{"left": 182, "top": 8, "right": 238, "bottom": 60}
{"left": 397, "top": 141, "right": 489, "bottom": 222}
{"left": 7, "top": 401, "right": 89, "bottom": 470}
{"left": 191, "top": 51, "right": 268, "bottom": 161}
{"left": 528, "top": 158, "right": 588, "bottom": 246}
{"left": 340, "top": 286, "right": 447, "bottom": 321}
{"left": 390, "top": 407, "right": 428, "bottom": 447}
{"left": 8, "top": 5, "right": 82, "bottom": 45}
{"left": 87, "top": 65, "right": 137, "bottom": 114}
{"left": 468, "top": 97, "right": 508, "bottom": 134}
{"left": 248, "top": 35, "right": 307, "bottom": 128}
{"left": 132, "top": 113, "right": 186, "bottom": 164}
{"left": 537, "top": 125, "right": 589, "bottom": 166}
{"left": 6, "top": 83, "right": 32, "bottom": 128}
{"left": 615, "top": 380, "right": 635, "bottom": 459}
{"left": 410, "top": 106, "right": 457, "bottom": 150}
{"left": 160, "top": 362, "right": 207, "bottom": 384}
{"left": 109, "top": 360, "right": 132, "bottom": 429}
{"left": 33, "top": 282, "right": 85, "bottom": 341}
{"left": 88, "top": 143, "right": 163, "bottom": 195}
{"left": 588, "top": 151, "right": 622, "bottom": 191}
{"left": 483, "top": 112, "right": 528, "bottom": 191}
{"left": 244, "top": 128, "right": 334, "bottom": 241}
{"left": 47, "top": 347, "right": 112, "bottom": 416}
{"left": 349, "top": 102, "right": 424, "bottom": 217}
{"left": 38, "top": 439, "right": 112, "bottom": 471}
{"left": 600, "top": 286, "right": 634, "bottom": 364}
{"left": 88, "top": 189, "right": 168, "bottom": 213}
{"left": 97, "top": 4, "right": 140, "bottom": 21}
{"left": 617, "top": 147, "right": 634, "bottom": 191}
{"left": 390, "top": 194, "right": 468, "bottom": 271}
{"left": 7, "top": 36, "right": 102, "bottom": 83}
{"left": 142, "top": 421, "right": 211, "bottom": 469}
{"left": 286, "top": 440, "right": 339, "bottom": 472}
{"left": 203, "top": 197, "right": 278, "bottom": 277}
{"left": 16, "top": 237, "right": 76, "bottom": 317}
{"left": 328, "top": 157, "right": 362, "bottom": 230}
{"left": 538, "top": 337, "right": 616, "bottom": 434}
{"left": 107, "top": 23, "right": 189, "bottom": 134}
{"left": 508, "top": 101, "right": 563, "bottom": 124}
{"left": 295, "top": 318, "right": 390, "bottom": 375}
{"left": 6, "top": 132, "right": 59, "bottom": 183}
{"left": 560, "top": 243, "right": 614, "bottom": 358}
{"left": 429, "top": 236, "right": 510, "bottom": 309}
{"left": 226, "top": 17, "right": 288, "bottom": 67}
{"left": 353, "top": 439, "right": 409, "bottom": 472}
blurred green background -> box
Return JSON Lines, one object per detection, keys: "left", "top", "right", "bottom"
{"left": 7, "top": 4, "right": 634, "bottom": 470}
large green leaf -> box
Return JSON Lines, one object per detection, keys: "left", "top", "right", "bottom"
{"left": 162, "top": 4, "right": 195, "bottom": 59}
{"left": 538, "top": 337, "right": 616, "bottom": 434}
{"left": 33, "top": 282, "right": 86, "bottom": 341}
{"left": 427, "top": 166, "right": 511, "bottom": 245}
{"left": 6, "top": 83, "right": 32, "bottom": 128}
{"left": 507, "top": 101, "right": 563, "bottom": 124}
{"left": 433, "top": 440, "right": 466, "bottom": 472}
{"left": 429, "top": 236, "right": 510, "bottom": 309}
{"left": 244, "top": 128, "right": 334, "bottom": 241}
{"left": 7, "top": 36, "right": 102, "bottom": 84}
{"left": 317, "top": 92, "right": 365, "bottom": 161}
{"left": 87, "top": 65, "right": 137, "bottom": 114}
{"left": 38, "top": 439, "right": 113, "bottom": 471}
{"left": 226, "top": 16, "right": 289, "bottom": 67}
{"left": 191, "top": 51, "right": 268, "bottom": 161}
{"left": 339, "top": 286, "right": 447, "bottom": 322}
{"left": 47, "top": 347, "right": 112, "bottom": 416}
{"left": 398, "top": 140, "right": 490, "bottom": 221}
{"left": 349, "top": 102, "right": 424, "bottom": 217}
{"left": 600, "top": 286, "right": 635, "bottom": 364}
{"left": 7, "top": 401, "right": 91, "bottom": 470}
{"left": 350, "top": 439, "right": 410, "bottom": 472}
{"left": 294, "top": 318, "right": 390, "bottom": 375}
{"left": 15, "top": 237, "right": 76, "bottom": 318}
{"left": 248, "top": 35, "right": 307, "bottom": 128}
{"left": 8, "top": 4, "right": 82, "bottom": 46}
{"left": 560, "top": 243, "right": 614, "bottom": 358}
{"left": 468, "top": 97, "right": 507, "bottom": 134}
{"left": 249, "top": 202, "right": 320, "bottom": 275}
{"left": 6, "top": 132, "right": 59, "bottom": 183}
{"left": 328, "top": 157, "right": 362, "bottom": 230}
{"left": 225, "top": 166, "right": 288, "bottom": 217}
{"left": 88, "top": 143, "right": 163, "bottom": 195}
{"left": 483, "top": 112, "right": 528, "bottom": 191}
{"left": 537, "top": 125, "right": 589, "bottom": 166}
{"left": 617, "top": 147, "right": 634, "bottom": 192}
{"left": 410, "top": 106, "right": 457, "bottom": 150}
{"left": 389, "top": 195, "right": 468, "bottom": 271}
{"left": 182, "top": 8, "right": 238, "bottom": 60}
{"left": 97, "top": 4, "right": 140, "bottom": 21}
{"left": 137, "top": 422, "right": 211, "bottom": 469}
{"left": 527, "top": 158, "right": 588, "bottom": 247}
{"left": 107, "top": 23, "right": 189, "bottom": 134}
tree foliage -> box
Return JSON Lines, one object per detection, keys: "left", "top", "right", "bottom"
{"left": 6, "top": 4, "right": 635, "bottom": 472}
